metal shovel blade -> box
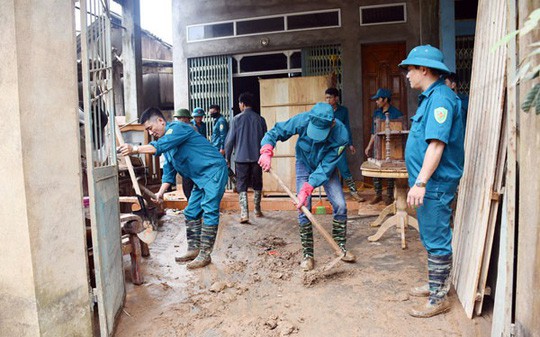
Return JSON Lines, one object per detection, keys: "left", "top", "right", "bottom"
{"left": 137, "top": 221, "right": 157, "bottom": 244}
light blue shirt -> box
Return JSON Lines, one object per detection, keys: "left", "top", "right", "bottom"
{"left": 261, "top": 112, "right": 349, "bottom": 187}
{"left": 371, "top": 105, "right": 404, "bottom": 134}
{"left": 405, "top": 80, "right": 464, "bottom": 193}
{"left": 211, "top": 115, "right": 228, "bottom": 150}
{"left": 151, "top": 122, "right": 226, "bottom": 187}
{"left": 333, "top": 105, "right": 353, "bottom": 146}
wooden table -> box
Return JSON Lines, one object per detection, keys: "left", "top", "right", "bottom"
{"left": 360, "top": 161, "right": 419, "bottom": 249}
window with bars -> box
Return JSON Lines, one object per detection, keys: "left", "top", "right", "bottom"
{"left": 301, "top": 44, "right": 343, "bottom": 92}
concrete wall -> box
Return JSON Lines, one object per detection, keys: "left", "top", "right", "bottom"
{"left": 172, "top": 0, "right": 440, "bottom": 179}
{"left": 0, "top": 1, "right": 92, "bottom": 336}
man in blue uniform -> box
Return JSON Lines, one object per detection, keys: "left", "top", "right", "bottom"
{"left": 209, "top": 104, "right": 228, "bottom": 156}
{"left": 443, "top": 72, "right": 469, "bottom": 129}
{"left": 173, "top": 108, "right": 197, "bottom": 200}
{"left": 364, "top": 88, "right": 404, "bottom": 205}
{"left": 399, "top": 45, "right": 464, "bottom": 317}
{"left": 259, "top": 103, "right": 356, "bottom": 271}
{"left": 324, "top": 87, "right": 364, "bottom": 202}
{"left": 118, "top": 107, "right": 228, "bottom": 269}
{"left": 225, "top": 92, "right": 267, "bottom": 223}
{"left": 191, "top": 107, "right": 207, "bottom": 138}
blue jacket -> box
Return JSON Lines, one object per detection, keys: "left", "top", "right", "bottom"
{"left": 225, "top": 108, "right": 267, "bottom": 163}
{"left": 211, "top": 115, "right": 228, "bottom": 150}
{"left": 150, "top": 122, "right": 226, "bottom": 188}
{"left": 333, "top": 105, "right": 353, "bottom": 146}
{"left": 191, "top": 120, "right": 207, "bottom": 138}
{"left": 458, "top": 93, "right": 469, "bottom": 129}
{"left": 371, "top": 105, "right": 404, "bottom": 134}
{"left": 261, "top": 112, "right": 349, "bottom": 187}
{"left": 405, "top": 80, "right": 464, "bottom": 193}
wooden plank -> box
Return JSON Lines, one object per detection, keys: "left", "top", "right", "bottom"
{"left": 475, "top": 111, "right": 507, "bottom": 315}
{"left": 259, "top": 76, "right": 328, "bottom": 193}
{"left": 491, "top": 0, "right": 517, "bottom": 333}
{"left": 452, "top": 0, "right": 508, "bottom": 319}
{"left": 514, "top": 0, "right": 540, "bottom": 334}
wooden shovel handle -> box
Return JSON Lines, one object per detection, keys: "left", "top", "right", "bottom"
{"left": 115, "top": 122, "right": 142, "bottom": 197}
{"left": 268, "top": 169, "right": 344, "bottom": 257}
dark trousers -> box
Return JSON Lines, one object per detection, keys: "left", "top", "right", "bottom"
{"left": 235, "top": 162, "right": 263, "bottom": 192}
{"left": 374, "top": 178, "right": 395, "bottom": 197}
{"left": 182, "top": 176, "right": 195, "bottom": 201}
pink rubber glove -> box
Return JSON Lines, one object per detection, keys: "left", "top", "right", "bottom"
{"left": 258, "top": 144, "right": 274, "bottom": 172}
{"left": 296, "top": 182, "right": 314, "bottom": 210}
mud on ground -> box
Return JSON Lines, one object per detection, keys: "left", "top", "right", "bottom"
{"left": 115, "top": 210, "right": 490, "bottom": 337}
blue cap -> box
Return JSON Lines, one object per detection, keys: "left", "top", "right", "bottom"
{"left": 192, "top": 107, "right": 205, "bottom": 117}
{"left": 307, "top": 103, "right": 334, "bottom": 142}
{"left": 398, "top": 45, "right": 450, "bottom": 74}
{"left": 371, "top": 88, "right": 392, "bottom": 100}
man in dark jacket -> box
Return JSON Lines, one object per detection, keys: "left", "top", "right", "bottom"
{"left": 225, "top": 92, "right": 267, "bottom": 223}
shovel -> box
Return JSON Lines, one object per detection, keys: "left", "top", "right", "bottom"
{"left": 268, "top": 169, "right": 355, "bottom": 263}
{"left": 115, "top": 122, "right": 157, "bottom": 244}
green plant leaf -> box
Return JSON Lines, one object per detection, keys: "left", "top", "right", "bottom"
{"left": 523, "top": 65, "right": 540, "bottom": 81}
{"left": 491, "top": 30, "right": 519, "bottom": 51}
{"left": 521, "top": 8, "right": 540, "bottom": 35}
{"left": 513, "top": 62, "right": 531, "bottom": 85}
{"left": 521, "top": 83, "right": 540, "bottom": 113}
{"left": 524, "top": 47, "right": 540, "bottom": 60}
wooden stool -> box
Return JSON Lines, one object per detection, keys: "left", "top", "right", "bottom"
{"left": 120, "top": 213, "right": 146, "bottom": 285}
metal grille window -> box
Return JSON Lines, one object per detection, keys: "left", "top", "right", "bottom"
{"left": 360, "top": 3, "right": 407, "bottom": 26}
{"left": 456, "top": 35, "right": 475, "bottom": 94}
{"left": 301, "top": 44, "right": 343, "bottom": 91}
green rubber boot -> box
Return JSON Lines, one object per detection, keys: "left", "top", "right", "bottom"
{"left": 239, "top": 191, "right": 249, "bottom": 223}
{"left": 299, "top": 222, "right": 314, "bottom": 271}
{"left": 186, "top": 225, "right": 218, "bottom": 269}
{"left": 254, "top": 190, "right": 263, "bottom": 217}
{"left": 175, "top": 219, "right": 201, "bottom": 263}
{"left": 332, "top": 219, "right": 356, "bottom": 262}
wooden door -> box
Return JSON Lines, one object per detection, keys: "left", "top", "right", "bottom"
{"left": 361, "top": 43, "right": 408, "bottom": 155}
{"left": 259, "top": 76, "right": 329, "bottom": 194}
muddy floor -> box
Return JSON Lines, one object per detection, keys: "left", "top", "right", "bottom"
{"left": 115, "top": 210, "right": 491, "bottom": 337}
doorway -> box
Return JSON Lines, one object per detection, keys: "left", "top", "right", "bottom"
{"left": 361, "top": 42, "right": 408, "bottom": 151}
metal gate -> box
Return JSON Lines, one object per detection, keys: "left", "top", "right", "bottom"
{"left": 188, "top": 55, "right": 233, "bottom": 137}
{"left": 79, "top": 1, "right": 124, "bottom": 336}
{"left": 188, "top": 55, "right": 235, "bottom": 188}
{"left": 301, "top": 44, "right": 343, "bottom": 91}
{"left": 456, "top": 35, "right": 475, "bottom": 94}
